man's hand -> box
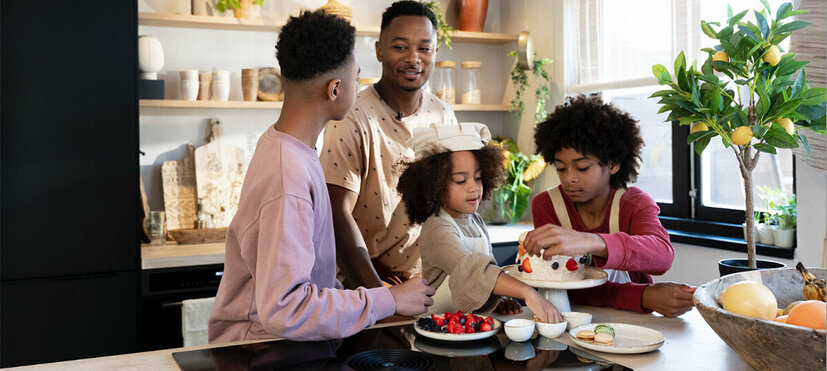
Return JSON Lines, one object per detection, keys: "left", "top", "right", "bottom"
{"left": 642, "top": 282, "right": 696, "bottom": 317}
{"left": 523, "top": 224, "right": 607, "bottom": 260}
{"left": 388, "top": 277, "right": 436, "bottom": 316}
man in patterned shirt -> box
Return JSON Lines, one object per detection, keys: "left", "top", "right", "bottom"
{"left": 321, "top": 1, "right": 458, "bottom": 289}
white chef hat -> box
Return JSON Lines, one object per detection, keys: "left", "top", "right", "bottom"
{"left": 408, "top": 122, "right": 492, "bottom": 160}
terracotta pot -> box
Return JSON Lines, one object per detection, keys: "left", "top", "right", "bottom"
{"left": 457, "top": 0, "right": 488, "bottom": 32}
{"left": 232, "top": 0, "right": 261, "bottom": 19}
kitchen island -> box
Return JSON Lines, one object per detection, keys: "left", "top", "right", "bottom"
{"left": 12, "top": 305, "right": 752, "bottom": 370}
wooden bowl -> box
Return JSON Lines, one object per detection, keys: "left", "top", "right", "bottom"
{"left": 694, "top": 267, "right": 826, "bottom": 370}
{"left": 168, "top": 227, "right": 227, "bottom": 244}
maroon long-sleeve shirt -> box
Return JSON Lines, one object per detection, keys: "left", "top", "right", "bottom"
{"left": 531, "top": 186, "right": 673, "bottom": 312}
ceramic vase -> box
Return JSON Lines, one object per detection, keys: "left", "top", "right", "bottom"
{"left": 211, "top": 71, "right": 230, "bottom": 101}
{"left": 457, "top": 0, "right": 488, "bottom": 32}
{"left": 138, "top": 35, "right": 165, "bottom": 80}
{"left": 241, "top": 68, "right": 259, "bottom": 102}
{"left": 772, "top": 228, "right": 795, "bottom": 248}
{"left": 180, "top": 70, "right": 199, "bottom": 101}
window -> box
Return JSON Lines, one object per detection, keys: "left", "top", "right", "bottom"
{"left": 566, "top": 0, "right": 795, "bottom": 238}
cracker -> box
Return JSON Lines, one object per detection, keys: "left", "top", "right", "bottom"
{"left": 576, "top": 330, "right": 595, "bottom": 340}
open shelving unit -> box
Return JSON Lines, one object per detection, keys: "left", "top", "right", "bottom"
{"left": 138, "top": 12, "right": 519, "bottom": 44}
{"left": 139, "top": 99, "right": 508, "bottom": 112}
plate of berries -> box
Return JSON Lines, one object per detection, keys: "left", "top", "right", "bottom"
{"left": 414, "top": 311, "right": 501, "bottom": 341}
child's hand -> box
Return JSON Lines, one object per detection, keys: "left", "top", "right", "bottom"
{"left": 523, "top": 224, "right": 607, "bottom": 260}
{"left": 641, "top": 282, "right": 696, "bottom": 317}
{"left": 494, "top": 297, "right": 523, "bottom": 315}
{"left": 524, "top": 291, "right": 562, "bottom": 323}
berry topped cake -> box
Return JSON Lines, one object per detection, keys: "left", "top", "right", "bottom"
{"left": 515, "top": 232, "right": 587, "bottom": 281}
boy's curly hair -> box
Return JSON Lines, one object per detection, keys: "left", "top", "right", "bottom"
{"left": 276, "top": 10, "right": 355, "bottom": 81}
{"left": 397, "top": 145, "right": 505, "bottom": 225}
{"left": 534, "top": 94, "right": 644, "bottom": 189}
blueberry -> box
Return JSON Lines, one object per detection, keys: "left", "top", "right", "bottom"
{"left": 579, "top": 256, "right": 587, "bottom": 264}
{"left": 552, "top": 262, "right": 559, "bottom": 269}
{"left": 517, "top": 264, "right": 523, "bottom": 272}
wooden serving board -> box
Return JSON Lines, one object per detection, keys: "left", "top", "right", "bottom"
{"left": 162, "top": 143, "right": 197, "bottom": 230}
{"left": 194, "top": 119, "right": 246, "bottom": 228}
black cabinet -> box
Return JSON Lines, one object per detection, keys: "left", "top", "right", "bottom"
{"left": 1, "top": 272, "right": 138, "bottom": 367}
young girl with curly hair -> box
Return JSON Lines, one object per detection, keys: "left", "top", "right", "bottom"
{"left": 397, "top": 123, "right": 561, "bottom": 323}
{"left": 522, "top": 94, "right": 695, "bottom": 318}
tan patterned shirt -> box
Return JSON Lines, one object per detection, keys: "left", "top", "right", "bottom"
{"left": 320, "top": 86, "right": 458, "bottom": 277}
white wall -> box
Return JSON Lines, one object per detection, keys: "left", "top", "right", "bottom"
{"left": 140, "top": 0, "right": 515, "bottom": 210}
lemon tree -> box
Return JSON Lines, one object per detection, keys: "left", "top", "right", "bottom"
{"left": 651, "top": 1, "right": 826, "bottom": 269}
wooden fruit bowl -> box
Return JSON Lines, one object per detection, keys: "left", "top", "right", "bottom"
{"left": 694, "top": 267, "right": 826, "bottom": 370}
{"left": 168, "top": 227, "right": 227, "bottom": 245}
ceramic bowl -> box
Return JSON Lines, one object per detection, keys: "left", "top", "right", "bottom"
{"left": 561, "top": 312, "right": 592, "bottom": 330}
{"left": 694, "top": 267, "right": 826, "bottom": 371}
{"left": 504, "top": 319, "right": 535, "bottom": 342}
{"left": 535, "top": 320, "right": 567, "bottom": 338}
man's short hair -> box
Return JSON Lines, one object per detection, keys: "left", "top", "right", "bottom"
{"left": 276, "top": 10, "right": 355, "bottom": 81}
{"left": 380, "top": 1, "right": 437, "bottom": 30}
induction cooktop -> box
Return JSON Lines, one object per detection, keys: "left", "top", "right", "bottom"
{"left": 172, "top": 324, "right": 632, "bottom": 370}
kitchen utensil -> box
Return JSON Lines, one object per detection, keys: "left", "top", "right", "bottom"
{"left": 162, "top": 143, "right": 197, "bottom": 231}
{"left": 194, "top": 118, "right": 246, "bottom": 228}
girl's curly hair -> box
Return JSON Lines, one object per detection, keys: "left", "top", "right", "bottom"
{"left": 397, "top": 145, "right": 505, "bottom": 225}
{"left": 534, "top": 94, "right": 644, "bottom": 189}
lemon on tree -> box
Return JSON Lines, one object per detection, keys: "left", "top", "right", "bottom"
{"left": 731, "top": 126, "right": 753, "bottom": 146}
{"left": 775, "top": 118, "right": 794, "bottom": 134}
{"left": 690, "top": 122, "right": 709, "bottom": 134}
{"left": 762, "top": 44, "right": 781, "bottom": 66}
{"left": 720, "top": 281, "right": 778, "bottom": 320}
{"left": 711, "top": 51, "right": 729, "bottom": 72}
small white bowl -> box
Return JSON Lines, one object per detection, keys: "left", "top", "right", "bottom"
{"left": 504, "top": 319, "right": 535, "bottom": 342}
{"left": 561, "top": 312, "right": 592, "bottom": 330}
{"left": 535, "top": 320, "right": 567, "bottom": 338}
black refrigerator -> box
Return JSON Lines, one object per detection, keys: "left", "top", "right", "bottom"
{"left": 1, "top": 1, "right": 140, "bottom": 367}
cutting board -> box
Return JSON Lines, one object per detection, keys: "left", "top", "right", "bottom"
{"left": 194, "top": 118, "right": 246, "bottom": 228}
{"left": 161, "top": 143, "right": 197, "bottom": 230}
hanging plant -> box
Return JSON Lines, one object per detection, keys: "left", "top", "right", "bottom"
{"left": 508, "top": 50, "right": 552, "bottom": 124}
{"left": 424, "top": 1, "right": 455, "bottom": 49}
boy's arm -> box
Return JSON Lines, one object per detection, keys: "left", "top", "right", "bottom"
{"left": 328, "top": 184, "right": 382, "bottom": 288}
{"left": 253, "top": 196, "right": 395, "bottom": 341}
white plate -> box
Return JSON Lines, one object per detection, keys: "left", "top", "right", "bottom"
{"left": 568, "top": 323, "right": 665, "bottom": 354}
{"left": 413, "top": 318, "right": 501, "bottom": 342}
{"left": 503, "top": 265, "right": 608, "bottom": 289}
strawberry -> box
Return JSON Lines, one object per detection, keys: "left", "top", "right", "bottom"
{"left": 522, "top": 257, "right": 533, "bottom": 273}
{"left": 464, "top": 324, "right": 476, "bottom": 334}
{"left": 480, "top": 322, "right": 493, "bottom": 332}
{"left": 566, "top": 258, "right": 578, "bottom": 271}
{"left": 474, "top": 315, "right": 483, "bottom": 323}
{"left": 483, "top": 316, "right": 494, "bottom": 326}
{"left": 447, "top": 322, "right": 463, "bottom": 334}
{"left": 465, "top": 314, "right": 476, "bottom": 325}
{"left": 431, "top": 314, "right": 444, "bottom": 326}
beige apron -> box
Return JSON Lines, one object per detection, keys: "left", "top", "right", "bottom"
{"left": 547, "top": 186, "right": 631, "bottom": 284}
{"left": 428, "top": 209, "right": 491, "bottom": 315}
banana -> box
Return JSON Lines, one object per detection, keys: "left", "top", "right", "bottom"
{"left": 796, "top": 262, "right": 826, "bottom": 302}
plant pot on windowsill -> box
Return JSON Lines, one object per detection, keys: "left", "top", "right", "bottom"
{"left": 718, "top": 258, "right": 785, "bottom": 277}
{"left": 772, "top": 227, "right": 795, "bottom": 248}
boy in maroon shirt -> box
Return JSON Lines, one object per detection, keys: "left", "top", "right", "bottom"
{"left": 523, "top": 95, "right": 694, "bottom": 317}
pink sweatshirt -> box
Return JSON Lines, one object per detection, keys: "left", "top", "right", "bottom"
{"left": 531, "top": 186, "right": 673, "bottom": 312}
{"left": 208, "top": 127, "right": 395, "bottom": 343}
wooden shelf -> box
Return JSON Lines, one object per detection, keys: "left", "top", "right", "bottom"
{"left": 140, "top": 99, "right": 509, "bottom": 112}
{"left": 138, "top": 12, "right": 519, "bottom": 44}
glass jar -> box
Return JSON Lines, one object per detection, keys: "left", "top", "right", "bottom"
{"left": 432, "top": 61, "right": 456, "bottom": 104}
{"left": 461, "top": 61, "right": 482, "bottom": 104}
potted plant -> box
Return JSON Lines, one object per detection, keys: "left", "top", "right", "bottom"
{"left": 216, "top": 0, "right": 264, "bottom": 19}
{"left": 486, "top": 137, "right": 546, "bottom": 224}
{"left": 772, "top": 194, "right": 796, "bottom": 247}
{"left": 424, "top": 1, "right": 455, "bottom": 49}
{"left": 651, "top": 2, "right": 825, "bottom": 272}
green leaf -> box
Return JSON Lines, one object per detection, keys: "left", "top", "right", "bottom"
{"left": 776, "top": 21, "right": 811, "bottom": 34}
{"left": 691, "top": 84, "right": 701, "bottom": 106}
{"left": 766, "top": 99, "right": 801, "bottom": 122}
{"left": 652, "top": 64, "right": 668, "bottom": 79}
{"left": 698, "top": 74, "right": 719, "bottom": 85}
{"left": 755, "top": 11, "right": 769, "bottom": 40}
{"left": 674, "top": 51, "right": 686, "bottom": 76}
{"left": 702, "top": 48, "right": 718, "bottom": 54}
{"left": 756, "top": 84, "right": 771, "bottom": 117}
{"left": 657, "top": 104, "right": 677, "bottom": 114}
{"left": 764, "top": 122, "right": 799, "bottom": 148}
{"left": 649, "top": 89, "right": 676, "bottom": 99}
{"left": 760, "top": 0, "right": 772, "bottom": 15}
{"left": 798, "top": 104, "right": 827, "bottom": 121}
{"left": 688, "top": 130, "right": 714, "bottom": 144}
{"left": 701, "top": 20, "right": 718, "bottom": 38}
{"left": 791, "top": 70, "right": 805, "bottom": 98}
{"left": 768, "top": 33, "right": 791, "bottom": 46}
{"left": 776, "top": 3, "right": 792, "bottom": 21}
{"left": 677, "top": 68, "right": 689, "bottom": 91}
{"left": 728, "top": 9, "right": 748, "bottom": 26}
{"left": 667, "top": 108, "right": 690, "bottom": 122}
{"left": 738, "top": 25, "right": 760, "bottom": 42}
{"left": 799, "top": 133, "right": 811, "bottom": 156}
{"left": 753, "top": 143, "right": 777, "bottom": 154}
{"left": 727, "top": 4, "right": 733, "bottom": 19}
{"left": 694, "top": 135, "right": 713, "bottom": 155}
{"left": 784, "top": 10, "right": 809, "bottom": 18}
{"left": 753, "top": 124, "right": 769, "bottom": 139}
{"left": 798, "top": 88, "right": 827, "bottom": 106}
{"left": 701, "top": 57, "right": 714, "bottom": 75}
{"left": 776, "top": 58, "right": 808, "bottom": 77}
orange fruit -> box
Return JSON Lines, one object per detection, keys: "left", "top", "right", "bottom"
{"left": 774, "top": 315, "right": 788, "bottom": 323}
{"left": 786, "top": 300, "right": 826, "bottom": 330}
